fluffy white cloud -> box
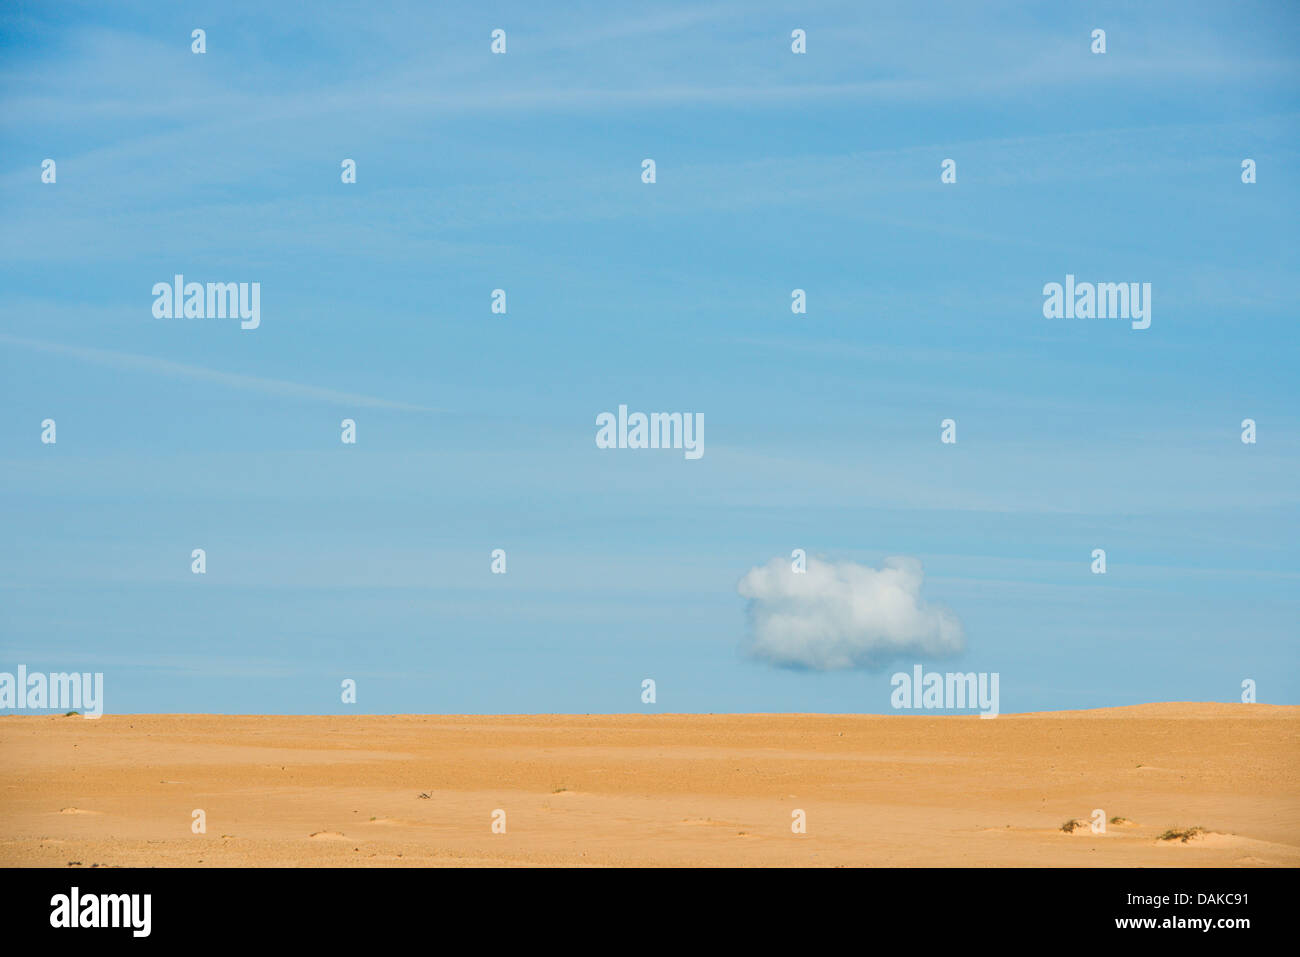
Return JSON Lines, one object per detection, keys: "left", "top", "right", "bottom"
{"left": 737, "top": 555, "right": 964, "bottom": 671}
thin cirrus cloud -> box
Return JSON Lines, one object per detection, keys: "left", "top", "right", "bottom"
{"left": 737, "top": 554, "right": 965, "bottom": 671}
{"left": 0, "top": 334, "right": 440, "bottom": 412}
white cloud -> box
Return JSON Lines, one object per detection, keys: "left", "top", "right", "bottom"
{"left": 737, "top": 555, "right": 964, "bottom": 671}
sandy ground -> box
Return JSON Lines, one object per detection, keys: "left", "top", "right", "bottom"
{"left": 1, "top": 703, "right": 1296, "bottom": 867}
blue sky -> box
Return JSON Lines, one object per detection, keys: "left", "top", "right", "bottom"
{"left": 1, "top": 1, "right": 1297, "bottom": 714}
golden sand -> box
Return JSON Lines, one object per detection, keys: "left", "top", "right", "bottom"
{"left": 2, "top": 703, "right": 1296, "bottom": 867}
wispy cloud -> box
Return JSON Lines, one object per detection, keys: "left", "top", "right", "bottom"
{"left": 0, "top": 335, "right": 440, "bottom": 412}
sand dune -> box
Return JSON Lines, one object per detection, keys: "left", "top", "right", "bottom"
{"left": 1, "top": 704, "right": 1296, "bottom": 867}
